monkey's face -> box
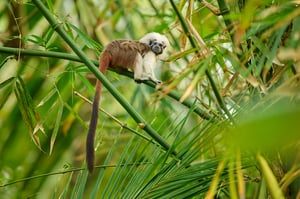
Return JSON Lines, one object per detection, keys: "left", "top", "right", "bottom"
{"left": 149, "top": 39, "right": 167, "bottom": 55}
{"left": 139, "top": 32, "right": 169, "bottom": 56}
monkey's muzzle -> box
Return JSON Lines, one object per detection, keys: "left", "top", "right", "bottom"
{"left": 150, "top": 42, "right": 165, "bottom": 55}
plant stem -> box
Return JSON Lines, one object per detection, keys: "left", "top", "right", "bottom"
{"left": 0, "top": 46, "right": 214, "bottom": 121}
{"left": 205, "top": 70, "right": 235, "bottom": 124}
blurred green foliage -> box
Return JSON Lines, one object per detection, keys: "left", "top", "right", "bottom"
{"left": 0, "top": 0, "right": 300, "bottom": 198}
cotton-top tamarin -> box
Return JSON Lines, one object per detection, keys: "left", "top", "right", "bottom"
{"left": 86, "top": 32, "right": 169, "bottom": 173}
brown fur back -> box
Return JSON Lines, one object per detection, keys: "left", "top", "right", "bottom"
{"left": 103, "top": 40, "right": 151, "bottom": 69}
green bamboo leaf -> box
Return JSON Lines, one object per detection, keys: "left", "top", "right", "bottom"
{"left": 49, "top": 100, "right": 63, "bottom": 154}
{"left": 45, "top": 26, "right": 55, "bottom": 44}
{"left": 71, "top": 169, "right": 89, "bottom": 199}
{"left": 0, "top": 77, "right": 15, "bottom": 89}
{"left": 14, "top": 76, "right": 42, "bottom": 149}
{"left": 257, "top": 154, "right": 285, "bottom": 199}
{"left": 0, "top": 76, "right": 15, "bottom": 109}
{"left": 24, "top": 35, "right": 46, "bottom": 47}
{"left": 0, "top": 87, "right": 13, "bottom": 109}
{"left": 236, "top": 151, "right": 245, "bottom": 199}
{"left": 264, "top": 26, "right": 286, "bottom": 69}
{"left": 179, "top": 59, "right": 208, "bottom": 102}
{"left": 69, "top": 24, "right": 103, "bottom": 50}
{"left": 59, "top": 172, "right": 74, "bottom": 199}
{"left": 103, "top": 134, "right": 139, "bottom": 198}
{"left": 205, "top": 157, "right": 227, "bottom": 199}
{"left": 36, "top": 88, "right": 57, "bottom": 108}
{"left": 90, "top": 130, "right": 121, "bottom": 199}
{"left": 0, "top": 56, "right": 14, "bottom": 70}
{"left": 228, "top": 158, "right": 238, "bottom": 199}
{"left": 77, "top": 71, "right": 95, "bottom": 93}
{"left": 45, "top": 0, "right": 54, "bottom": 12}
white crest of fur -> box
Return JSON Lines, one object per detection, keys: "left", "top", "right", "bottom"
{"left": 139, "top": 32, "right": 169, "bottom": 48}
{"left": 139, "top": 32, "right": 169, "bottom": 60}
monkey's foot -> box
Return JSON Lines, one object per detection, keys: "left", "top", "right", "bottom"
{"left": 151, "top": 79, "right": 162, "bottom": 84}
{"left": 148, "top": 78, "right": 162, "bottom": 84}
{"left": 135, "top": 79, "right": 143, "bottom": 84}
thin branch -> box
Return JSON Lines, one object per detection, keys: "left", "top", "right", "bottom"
{"left": 74, "top": 91, "right": 160, "bottom": 146}
{"left": 0, "top": 162, "right": 152, "bottom": 188}
{"left": 200, "top": 0, "right": 222, "bottom": 15}
{"left": 0, "top": 46, "right": 214, "bottom": 121}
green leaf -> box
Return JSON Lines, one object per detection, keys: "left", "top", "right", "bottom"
{"left": 0, "top": 77, "right": 15, "bottom": 89}
{"left": 49, "top": 100, "right": 63, "bottom": 154}
{"left": 69, "top": 24, "right": 103, "bottom": 50}
{"left": 257, "top": 154, "right": 285, "bottom": 199}
{"left": 0, "top": 56, "right": 14, "bottom": 70}
{"left": 14, "top": 76, "right": 42, "bottom": 149}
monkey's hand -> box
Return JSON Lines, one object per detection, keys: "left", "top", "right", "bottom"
{"left": 135, "top": 76, "right": 162, "bottom": 84}
{"left": 151, "top": 79, "right": 162, "bottom": 84}
{"left": 135, "top": 79, "right": 143, "bottom": 84}
{"left": 134, "top": 78, "right": 162, "bottom": 84}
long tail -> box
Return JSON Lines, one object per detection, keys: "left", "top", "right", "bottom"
{"left": 86, "top": 52, "right": 110, "bottom": 174}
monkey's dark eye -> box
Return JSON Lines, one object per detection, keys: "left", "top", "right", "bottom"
{"left": 158, "top": 43, "right": 166, "bottom": 48}
{"left": 149, "top": 39, "right": 157, "bottom": 46}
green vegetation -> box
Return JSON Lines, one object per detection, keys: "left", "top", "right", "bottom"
{"left": 0, "top": 0, "right": 299, "bottom": 198}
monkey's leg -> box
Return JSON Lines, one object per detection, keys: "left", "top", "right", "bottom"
{"left": 142, "top": 53, "right": 161, "bottom": 83}
{"left": 133, "top": 54, "right": 144, "bottom": 83}
{"left": 148, "top": 60, "right": 161, "bottom": 83}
